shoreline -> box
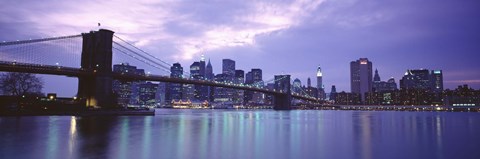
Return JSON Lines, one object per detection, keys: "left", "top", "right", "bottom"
{"left": 0, "top": 109, "right": 155, "bottom": 116}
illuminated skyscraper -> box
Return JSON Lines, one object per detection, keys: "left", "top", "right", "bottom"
{"left": 431, "top": 70, "right": 443, "bottom": 93}
{"left": 350, "top": 58, "right": 373, "bottom": 102}
{"left": 245, "top": 68, "right": 264, "bottom": 105}
{"left": 112, "top": 63, "right": 145, "bottom": 107}
{"left": 166, "top": 63, "right": 183, "bottom": 104}
{"left": 205, "top": 59, "right": 214, "bottom": 101}
{"left": 234, "top": 70, "right": 245, "bottom": 105}
{"left": 222, "top": 59, "right": 235, "bottom": 80}
{"left": 139, "top": 82, "right": 158, "bottom": 107}
{"left": 317, "top": 66, "right": 325, "bottom": 99}
{"left": 316, "top": 66, "right": 322, "bottom": 90}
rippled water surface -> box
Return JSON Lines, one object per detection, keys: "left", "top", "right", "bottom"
{"left": 1, "top": 109, "right": 480, "bottom": 159}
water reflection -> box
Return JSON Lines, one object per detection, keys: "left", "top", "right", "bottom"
{"left": 1, "top": 110, "right": 480, "bottom": 159}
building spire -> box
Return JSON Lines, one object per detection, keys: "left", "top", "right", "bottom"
{"left": 374, "top": 68, "right": 381, "bottom": 82}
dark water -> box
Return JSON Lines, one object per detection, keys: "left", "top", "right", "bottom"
{"left": 1, "top": 109, "right": 480, "bottom": 159}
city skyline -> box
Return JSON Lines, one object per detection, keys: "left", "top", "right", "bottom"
{"left": 1, "top": 0, "right": 480, "bottom": 96}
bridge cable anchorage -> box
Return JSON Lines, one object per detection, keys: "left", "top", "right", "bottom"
{"left": 112, "top": 42, "right": 172, "bottom": 72}
{"left": 112, "top": 46, "right": 171, "bottom": 74}
{"left": 113, "top": 35, "right": 172, "bottom": 66}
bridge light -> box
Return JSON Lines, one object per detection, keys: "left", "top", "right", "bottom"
{"left": 56, "top": 62, "right": 59, "bottom": 65}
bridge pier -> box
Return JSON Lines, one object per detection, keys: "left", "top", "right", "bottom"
{"left": 273, "top": 75, "right": 291, "bottom": 110}
{"left": 77, "top": 29, "right": 115, "bottom": 108}
{"left": 273, "top": 94, "right": 291, "bottom": 110}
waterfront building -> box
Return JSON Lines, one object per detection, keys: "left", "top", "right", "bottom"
{"left": 156, "top": 82, "right": 166, "bottom": 107}
{"left": 265, "top": 83, "right": 275, "bottom": 105}
{"left": 400, "top": 69, "right": 444, "bottom": 104}
{"left": 138, "top": 82, "right": 158, "bottom": 107}
{"left": 444, "top": 85, "right": 480, "bottom": 106}
{"left": 213, "top": 74, "right": 234, "bottom": 107}
{"left": 372, "top": 69, "right": 398, "bottom": 92}
{"left": 166, "top": 63, "right": 183, "bottom": 105}
{"left": 112, "top": 63, "right": 145, "bottom": 107}
{"left": 234, "top": 70, "right": 245, "bottom": 105}
{"left": 190, "top": 61, "right": 209, "bottom": 101}
{"left": 205, "top": 59, "right": 215, "bottom": 101}
{"left": 222, "top": 59, "right": 235, "bottom": 80}
{"left": 330, "top": 85, "right": 337, "bottom": 102}
{"left": 335, "top": 91, "right": 362, "bottom": 105}
{"left": 350, "top": 58, "right": 373, "bottom": 103}
{"left": 244, "top": 69, "right": 264, "bottom": 105}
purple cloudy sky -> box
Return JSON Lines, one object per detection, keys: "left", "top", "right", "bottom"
{"left": 1, "top": 0, "right": 480, "bottom": 96}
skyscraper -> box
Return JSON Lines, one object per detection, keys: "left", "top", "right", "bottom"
{"left": 166, "top": 63, "right": 183, "bottom": 104}
{"left": 372, "top": 69, "right": 397, "bottom": 92}
{"left": 205, "top": 59, "right": 214, "bottom": 80}
{"left": 350, "top": 58, "right": 373, "bottom": 102}
{"left": 234, "top": 70, "right": 245, "bottom": 105}
{"left": 374, "top": 69, "right": 381, "bottom": 82}
{"left": 199, "top": 55, "right": 206, "bottom": 77}
{"left": 245, "top": 68, "right": 264, "bottom": 105}
{"left": 156, "top": 82, "right": 167, "bottom": 107}
{"left": 316, "top": 66, "right": 323, "bottom": 90}
{"left": 185, "top": 62, "right": 200, "bottom": 101}
{"left": 221, "top": 59, "right": 235, "bottom": 104}
{"left": 307, "top": 78, "right": 311, "bottom": 88}
{"left": 112, "top": 63, "right": 145, "bottom": 107}
{"left": 317, "top": 66, "right": 325, "bottom": 100}
{"left": 330, "top": 85, "right": 337, "bottom": 101}
{"left": 400, "top": 69, "right": 431, "bottom": 90}
{"left": 138, "top": 82, "right": 158, "bottom": 107}
{"left": 251, "top": 69, "right": 262, "bottom": 84}
{"left": 399, "top": 69, "right": 443, "bottom": 105}
{"left": 222, "top": 59, "right": 235, "bottom": 80}
{"left": 431, "top": 70, "right": 443, "bottom": 93}
{"left": 214, "top": 73, "right": 234, "bottom": 107}
{"left": 205, "top": 59, "right": 214, "bottom": 102}
{"left": 399, "top": 69, "right": 443, "bottom": 93}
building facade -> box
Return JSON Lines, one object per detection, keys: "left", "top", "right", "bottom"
{"left": 350, "top": 58, "right": 373, "bottom": 103}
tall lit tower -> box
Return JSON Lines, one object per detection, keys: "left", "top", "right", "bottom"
{"left": 316, "top": 66, "right": 322, "bottom": 89}
{"left": 316, "top": 66, "right": 325, "bottom": 99}
{"left": 199, "top": 55, "right": 206, "bottom": 77}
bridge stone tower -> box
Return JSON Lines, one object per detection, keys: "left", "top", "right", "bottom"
{"left": 77, "top": 29, "right": 115, "bottom": 108}
{"left": 273, "top": 75, "right": 291, "bottom": 110}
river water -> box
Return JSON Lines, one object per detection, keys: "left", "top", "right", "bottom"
{"left": 1, "top": 109, "right": 480, "bottom": 159}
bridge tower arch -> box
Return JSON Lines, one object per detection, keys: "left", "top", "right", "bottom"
{"left": 77, "top": 29, "right": 115, "bottom": 108}
{"left": 273, "top": 75, "right": 292, "bottom": 110}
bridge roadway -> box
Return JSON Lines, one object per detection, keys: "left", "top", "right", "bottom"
{"left": 0, "top": 61, "right": 319, "bottom": 102}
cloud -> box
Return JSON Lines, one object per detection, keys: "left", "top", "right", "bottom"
{"left": 0, "top": 0, "right": 326, "bottom": 61}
